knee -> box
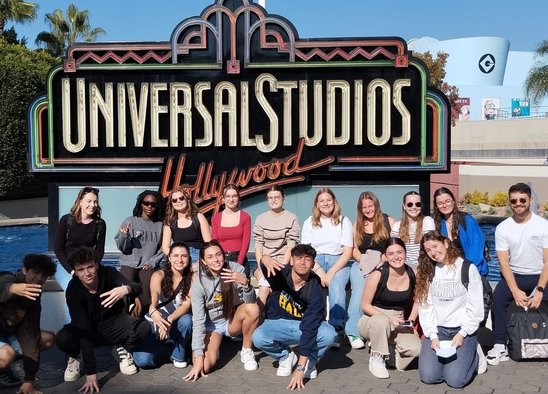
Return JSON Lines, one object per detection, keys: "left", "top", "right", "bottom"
{"left": 318, "top": 324, "right": 337, "bottom": 347}
{"left": 56, "top": 326, "right": 77, "bottom": 353}
{"left": 244, "top": 303, "right": 261, "bottom": 322}
{"left": 445, "top": 374, "right": 469, "bottom": 389}
{"left": 40, "top": 330, "right": 56, "bottom": 350}
{"left": 0, "top": 345, "right": 16, "bottom": 368}
{"left": 252, "top": 326, "right": 271, "bottom": 348}
{"left": 136, "top": 319, "right": 152, "bottom": 338}
{"left": 132, "top": 351, "right": 156, "bottom": 369}
{"left": 368, "top": 315, "right": 390, "bottom": 333}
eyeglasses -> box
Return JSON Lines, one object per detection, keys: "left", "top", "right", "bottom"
{"left": 171, "top": 196, "right": 186, "bottom": 203}
{"left": 510, "top": 198, "right": 527, "bottom": 205}
{"left": 436, "top": 199, "right": 453, "bottom": 207}
{"left": 406, "top": 202, "right": 422, "bottom": 208}
{"left": 267, "top": 195, "right": 282, "bottom": 201}
{"left": 142, "top": 201, "right": 157, "bottom": 208}
{"left": 224, "top": 194, "right": 239, "bottom": 200}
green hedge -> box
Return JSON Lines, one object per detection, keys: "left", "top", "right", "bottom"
{"left": 0, "top": 40, "right": 55, "bottom": 200}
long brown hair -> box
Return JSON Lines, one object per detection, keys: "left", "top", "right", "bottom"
{"left": 354, "top": 191, "right": 389, "bottom": 247}
{"left": 398, "top": 191, "right": 425, "bottom": 243}
{"left": 311, "top": 187, "right": 342, "bottom": 227}
{"left": 162, "top": 242, "right": 192, "bottom": 299}
{"left": 164, "top": 187, "right": 199, "bottom": 226}
{"left": 69, "top": 186, "right": 102, "bottom": 223}
{"left": 415, "top": 231, "right": 462, "bottom": 303}
{"left": 198, "top": 240, "right": 236, "bottom": 319}
{"left": 432, "top": 187, "right": 466, "bottom": 240}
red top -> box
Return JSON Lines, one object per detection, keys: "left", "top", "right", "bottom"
{"left": 211, "top": 210, "right": 251, "bottom": 264}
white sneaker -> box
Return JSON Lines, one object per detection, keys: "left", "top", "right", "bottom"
{"left": 240, "top": 348, "right": 258, "bottom": 371}
{"left": 486, "top": 345, "right": 509, "bottom": 366}
{"left": 64, "top": 357, "right": 80, "bottom": 382}
{"left": 348, "top": 335, "right": 366, "bottom": 349}
{"left": 369, "top": 354, "right": 389, "bottom": 379}
{"left": 173, "top": 360, "right": 188, "bottom": 369}
{"left": 112, "top": 346, "right": 138, "bottom": 375}
{"left": 477, "top": 345, "right": 487, "bottom": 374}
{"left": 304, "top": 360, "right": 317, "bottom": 379}
{"left": 277, "top": 351, "right": 298, "bottom": 376}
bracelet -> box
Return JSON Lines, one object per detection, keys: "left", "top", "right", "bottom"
{"left": 150, "top": 309, "right": 159, "bottom": 317}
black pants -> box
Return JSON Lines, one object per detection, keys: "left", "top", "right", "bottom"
{"left": 57, "top": 314, "right": 151, "bottom": 358}
{"left": 120, "top": 265, "right": 155, "bottom": 313}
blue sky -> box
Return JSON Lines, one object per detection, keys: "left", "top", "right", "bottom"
{"left": 13, "top": 0, "right": 547, "bottom": 52}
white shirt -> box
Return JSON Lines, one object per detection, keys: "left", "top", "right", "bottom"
{"left": 301, "top": 215, "right": 353, "bottom": 255}
{"left": 418, "top": 257, "right": 484, "bottom": 340}
{"left": 391, "top": 216, "right": 435, "bottom": 269}
{"left": 495, "top": 213, "right": 548, "bottom": 275}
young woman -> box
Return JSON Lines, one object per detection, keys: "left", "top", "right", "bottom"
{"left": 391, "top": 191, "right": 435, "bottom": 269}
{"left": 115, "top": 190, "right": 165, "bottom": 316}
{"left": 211, "top": 184, "right": 252, "bottom": 275}
{"left": 416, "top": 231, "right": 484, "bottom": 388}
{"left": 54, "top": 186, "right": 106, "bottom": 321}
{"left": 432, "top": 187, "right": 488, "bottom": 276}
{"left": 253, "top": 185, "right": 300, "bottom": 307}
{"left": 133, "top": 242, "right": 193, "bottom": 369}
{"left": 358, "top": 237, "right": 420, "bottom": 379}
{"left": 184, "top": 241, "right": 260, "bottom": 381}
{"left": 162, "top": 187, "right": 211, "bottom": 268}
{"left": 301, "top": 188, "right": 353, "bottom": 335}
{"left": 347, "top": 192, "right": 395, "bottom": 349}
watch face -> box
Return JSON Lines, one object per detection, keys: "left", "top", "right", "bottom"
{"left": 538, "top": 286, "right": 545, "bottom": 292}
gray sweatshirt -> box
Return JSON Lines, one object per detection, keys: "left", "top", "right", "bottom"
{"left": 114, "top": 216, "right": 164, "bottom": 269}
{"left": 191, "top": 261, "right": 256, "bottom": 356}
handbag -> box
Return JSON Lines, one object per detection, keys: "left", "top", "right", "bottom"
{"left": 358, "top": 249, "right": 383, "bottom": 278}
{"left": 507, "top": 301, "right": 548, "bottom": 361}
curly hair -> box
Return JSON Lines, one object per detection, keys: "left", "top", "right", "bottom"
{"left": 310, "top": 187, "right": 342, "bottom": 227}
{"left": 398, "top": 191, "right": 425, "bottom": 244}
{"left": 354, "top": 191, "right": 389, "bottom": 247}
{"left": 164, "top": 187, "right": 199, "bottom": 226}
{"left": 415, "top": 231, "right": 461, "bottom": 304}
{"left": 162, "top": 242, "right": 192, "bottom": 299}
{"left": 69, "top": 187, "right": 102, "bottom": 223}
{"left": 432, "top": 187, "right": 466, "bottom": 241}
{"left": 132, "top": 190, "right": 165, "bottom": 222}
{"left": 198, "top": 240, "right": 236, "bottom": 319}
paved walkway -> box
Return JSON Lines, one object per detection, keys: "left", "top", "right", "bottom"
{"left": 7, "top": 329, "right": 547, "bottom": 394}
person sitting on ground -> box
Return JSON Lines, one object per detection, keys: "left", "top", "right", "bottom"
{"left": 253, "top": 244, "right": 337, "bottom": 391}
{"left": 132, "top": 242, "right": 193, "bottom": 369}
{"left": 358, "top": 237, "right": 420, "bottom": 379}
{"left": 184, "top": 240, "right": 260, "bottom": 382}
{"left": 56, "top": 247, "right": 150, "bottom": 394}
{"left": 488, "top": 182, "right": 548, "bottom": 365}
{"left": 0, "top": 254, "right": 56, "bottom": 394}
{"left": 416, "top": 231, "right": 484, "bottom": 389}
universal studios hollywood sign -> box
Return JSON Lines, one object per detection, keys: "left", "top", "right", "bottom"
{"left": 28, "top": 0, "right": 450, "bottom": 214}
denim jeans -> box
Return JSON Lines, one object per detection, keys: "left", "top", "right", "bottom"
{"left": 316, "top": 254, "right": 350, "bottom": 329}
{"left": 133, "top": 313, "right": 193, "bottom": 368}
{"left": 345, "top": 261, "right": 365, "bottom": 337}
{"left": 419, "top": 326, "right": 478, "bottom": 388}
{"left": 252, "top": 319, "right": 337, "bottom": 363}
{"left": 54, "top": 261, "right": 73, "bottom": 323}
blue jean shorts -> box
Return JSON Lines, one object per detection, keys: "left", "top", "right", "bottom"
{"left": 0, "top": 335, "right": 22, "bottom": 354}
{"left": 205, "top": 318, "right": 230, "bottom": 337}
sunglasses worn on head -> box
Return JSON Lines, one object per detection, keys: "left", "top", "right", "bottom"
{"left": 80, "top": 186, "right": 99, "bottom": 196}
{"left": 142, "top": 201, "right": 157, "bottom": 207}
{"left": 406, "top": 202, "right": 422, "bottom": 208}
{"left": 510, "top": 198, "right": 527, "bottom": 205}
{"left": 172, "top": 196, "right": 186, "bottom": 203}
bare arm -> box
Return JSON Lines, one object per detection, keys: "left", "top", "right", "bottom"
{"left": 197, "top": 213, "right": 212, "bottom": 242}
{"left": 161, "top": 225, "right": 172, "bottom": 255}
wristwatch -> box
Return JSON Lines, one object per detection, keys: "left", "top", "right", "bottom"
{"left": 295, "top": 364, "right": 306, "bottom": 372}
{"left": 537, "top": 286, "right": 545, "bottom": 293}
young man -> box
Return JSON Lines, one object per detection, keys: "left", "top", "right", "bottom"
{"left": 488, "top": 182, "right": 548, "bottom": 365}
{"left": 252, "top": 244, "right": 337, "bottom": 391}
{"left": 56, "top": 247, "right": 150, "bottom": 394}
{"left": 0, "top": 254, "right": 56, "bottom": 394}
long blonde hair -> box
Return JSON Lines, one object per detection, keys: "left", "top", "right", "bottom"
{"left": 69, "top": 186, "right": 102, "bottom": 223}
{"left": 311, "top": 187, "right": 342, "bottom": 227}
{"left": 354, "top": 191, "right": 389, "bottom": 247}
{"left": 398, "top": 191, "right": 425, "bottom": 243}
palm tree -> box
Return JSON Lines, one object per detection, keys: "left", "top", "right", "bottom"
{"left": 0, "top": 0, "right": 37, "bottom": 36}
{"left": 35, "top": 3, "right": 105, "bottom": 57}
{"left": 525, "top": 40, "right": 548, "bottom": 104}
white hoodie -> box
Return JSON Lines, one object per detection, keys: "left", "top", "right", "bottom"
{"left": 419, "top": 257, "right": 484, "bottom": 340}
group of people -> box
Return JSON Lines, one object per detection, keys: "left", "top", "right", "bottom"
{"left": 1, "top": 182, "right": 546, "bottom": 393}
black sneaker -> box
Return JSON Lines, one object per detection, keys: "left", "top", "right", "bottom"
{"left": 0, "top": 368, "right": 21, "bottom": 387}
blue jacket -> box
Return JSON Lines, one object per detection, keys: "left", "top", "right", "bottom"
{"left": 441, "top": 213, "right": 488, "bottom": 276}
{"left": 261, "top": 264, "right": 325, "bottom": 358}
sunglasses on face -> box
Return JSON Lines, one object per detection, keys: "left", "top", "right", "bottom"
{"left": 406, "top": 202, "right": 422, "bottom": 208}
{"left": 172, "top": 196, "right": 186, "bottom": 203}
{"left": 142, "top": 201, "right": 157, "bottom": 208}
{"left": 510, "top": 198, "right": 527, "bottom": 205}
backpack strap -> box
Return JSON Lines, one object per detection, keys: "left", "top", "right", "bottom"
{"left": 461, "top": 259, "right": 471, "bottom": 290}
{"left": 375, "top": 264, "right": 390, "bottom": 296}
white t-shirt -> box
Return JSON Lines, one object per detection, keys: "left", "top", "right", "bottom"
{"left": 391, "top": 216, "right": 435, "bottom": 269}
{"left": 495, "top": 213, "right": 548, "bottom": 275}
{"left": 301, "top": 215, "right": 353, "bottom": 255}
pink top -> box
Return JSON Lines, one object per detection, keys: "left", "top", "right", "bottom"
{"left": 211, "top": 210, "right": 251, "bottom": 264}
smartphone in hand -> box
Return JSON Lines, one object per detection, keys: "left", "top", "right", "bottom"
{"left": 399, "top": 320, "right": 413, "bottom": 327}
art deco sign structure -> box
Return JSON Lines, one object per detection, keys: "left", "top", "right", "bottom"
{"left": 28, "top": 0, "right": 450, "bottom": 213}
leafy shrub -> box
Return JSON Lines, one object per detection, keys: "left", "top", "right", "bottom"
{"left": 544, "top": 201, "right": 548, "bottom": 211}
{"left": 490, "top": 191, "right": 508, "bottom": 207}
{"left": 463, "top": 190, "right": 489, "bottom": 205}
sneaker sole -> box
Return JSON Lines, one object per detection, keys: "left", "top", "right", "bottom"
{"left": 64, "top": 373, "right": 80, "bottom": 382}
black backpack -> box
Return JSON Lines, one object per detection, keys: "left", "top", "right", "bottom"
{"left": 460, "top": 259, "right": 493, "bottom": 327}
